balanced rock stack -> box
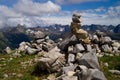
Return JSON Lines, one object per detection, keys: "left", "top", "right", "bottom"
{"left": 18, "top": 30, "right": 56, "bottom": 55}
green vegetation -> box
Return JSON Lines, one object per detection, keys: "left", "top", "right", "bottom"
{"left": 0, "top": 53, "right": 48, "bottom": 80}
{"left": 0, "top": 52, "right": 120, "bottom": 80}
{"left": 99, "top": 55, "right": 120, "bottom": 80}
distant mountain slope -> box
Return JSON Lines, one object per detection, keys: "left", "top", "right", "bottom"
{"left": 0, "top": 24, "right": 120, "bottom": 52}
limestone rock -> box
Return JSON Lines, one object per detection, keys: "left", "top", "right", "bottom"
{"left": 34, "top": 31, "right": 46, "bottom": 39}
{"left": 90, "top": 69, "right": 107, "bottom": 80}
{"left": 38, "top": 47, "right": 65, "bottom": 73}
{"left": 102, "top": 36, "right": 112, "bottom": 44}
{"left": 101, "top": 44, "right": 112, "bottom": 52}
{"left": 57, "top": 76, "right": 78, "bottom": 80}
{"left": 78, "top": 50, "right": 100, "bottom": 69}
{"left": 61, "top": 65, "right": 75, "bottom": 75}
{"left": 26, "top": 47, "right": 38, "bottom": 54}
{"left": 73, "top": 44, "right": 85, "bottom": 53}
{"left": 109, "top": 70, "right": 120, "bottom": 75}
{"left": 5, "top": 47, "right": 11, "bottom": 54}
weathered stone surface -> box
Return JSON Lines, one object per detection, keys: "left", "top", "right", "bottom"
{"left": 74, "top": 65, "right": 91, "bottom": 80}
{"left": 109, "top": 70, "right": 120, "bottom": 75}
{"left": 112, "top": 41, "right": 120, "bottom": 48}
{"left": 26, "top": 47, "right": 38, "bottom": 54}
{"left": 5, "top": 47, "right": 11, "bottom": 54}
{"left": 57, "top": 76, "right": 78, "bottom": 80}
{"left": 76, "top": 53, "right": 83, "bottom": 61}
{"left": 73, "top": 44, "right": 85, "bottom": 53}
{"left": 38, "top": 47, "right": 65, "bottom": 73}
{"left": 102, "top": 36, "right": 112, "bottom": 44}
{"left": 34, "top": 31, "right": 46, "bottom": 39}
{"left": 18, "top": 42, "right": 30, "bottom": 52}
{"left": 68, "top": 54, "right": 75, "bottom": 63}
{"left": 72, "top": 13, "right": 81, "bottom": 23}
{"left": 101, "top": 44, "right": 112, "bottom": 52}
{"left": 90, "top": 69, "right": 107, "bottom": 80}
{"left": 78, "top": 50, "right": 100, "bottom": 69}
{"left": 36, "top": 39, "right": 44, "bottom": 44}
{"left": 92, "top": 35, "right": 99, "bottom": 44}
{"left": 62, "top": 65, "right": 75, "bottom": 75}
{"left": 86, "top": 44, "right": 92, "bottom": 52}
{"left": 58, "top": 34, "right": 77, "bottom": 52}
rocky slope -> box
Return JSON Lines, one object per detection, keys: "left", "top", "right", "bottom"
{"left": 2, "top": 28, "right": 120, "bottom": 80}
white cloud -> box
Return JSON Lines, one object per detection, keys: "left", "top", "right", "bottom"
{"left": 55, "top": 0, "right": 102, "bottom": 4}
{"left": 0, "top": 0, "right": 120, "bottom": 28}
{"left": 13, "top": 0, "right": 61, "bottom": 16}
{"left": 71, "top": 5, "right": 120, "bottom": 26}
{"left": 0, "top": 0, "right": 61, "bottom": 28}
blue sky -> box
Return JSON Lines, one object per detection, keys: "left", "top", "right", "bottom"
{"left": 0, "top": 0, "right": 120, "bottom": 27}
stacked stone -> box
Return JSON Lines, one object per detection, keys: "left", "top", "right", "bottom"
{"left": 91, "top": 30, "right": 120, "bottom": 54}
{"left": 18, "top": 31, "right": 56, "bottom": 55}
{"left": 70, "top": 13, "right": 90, "bottom": 44}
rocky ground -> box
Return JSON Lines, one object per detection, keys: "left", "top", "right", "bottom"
{"left": 0, "top": 30, "right": 120, "bottom": 80}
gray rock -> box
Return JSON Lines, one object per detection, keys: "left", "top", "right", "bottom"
{"left": 62, "top": 65, "right": 75, "bottom": 75}
{"left": 74, "top": 66, "right": 106, "bottom": 80}
{"left": 57, "top": 76, "right": 78, "bottom": 80}
{"left": 58, "top": 34, "right": 77, "bottom": 52}
{"left": 36, "top": 39, "right": 44, "bottom": 44}
{"left": 102, "top": 36, "right": 112, "bottom": 44}
{"left": 90, "top": 69, "right": 107, "bottom": 80}
{"left": 38, "top": 47, "right": 65, "bottom": 73}
{"left": 73, "top": 44, "right": 85, "bottom": 53}
{"left": 68, "top": 54, "right": 75, "bottom": 64}
{"left": 93, "top": 44, "right": 101, "bottom": 53}
{"left": 26, "top": 47, "right": 38, "bottom": 54}
{"left": 5, "top": 47, "right": 11, "bottom": 54}
{"left": 76, "top": 53, "right": 83, "bottom": 61}
{"left": 18, "top": 42, "right": 30, "bottom": 52}
{"left": 92, "top": 35, "right": 99, "bottom": 44}
{"left": 101, "top": 44, "right": 112, "bottom": 52}
{"left": 72, "top": 13, "right": 81, "bottom": 23}
{"left": 42, "top": 43, "right": 54, "bottom": 52}
{"left": 74, "top": 65, "right": 92, "bottom": 80}
{"left": 109, "top": 70, "right": 120, "bottom": 75}
{"left": 86, "top": 44, "right": 92, "bottom": 52}
{"left": 12, "top": 52, "right": 22, "bottom": 58}
{"left": 34, "top": 31, "right": 46, "bottom": 39}
{"left": 78, "top": 50, "right": 100, "bottom": 69}
{"left": 112, "top": 41, "right": 120, "bottom": 47}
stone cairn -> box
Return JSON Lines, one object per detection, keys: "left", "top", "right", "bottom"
{"left": 7, "top": 14, "right": 120, "bottom": 80}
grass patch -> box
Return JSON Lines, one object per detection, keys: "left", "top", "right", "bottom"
{"left": 0, "top": 53, "right": 48, "bottom": 80}
{"left": 99, "top": 55, "right": 120, "bottom": 80}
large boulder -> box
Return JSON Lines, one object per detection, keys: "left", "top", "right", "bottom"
{"left": 74, "top": 65, "right": 106, "bottom": 80}
{"left": 78, "top": 50, "right": 100, "bottom": 69}
{"left": 90, "top": 69, "right": 107, "bottom": 80}
{"left": 38, "top": 47, "right": 65, "bottom": 73}
{"left": 58, "top": 34, "right": 78, "bottom": 52}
